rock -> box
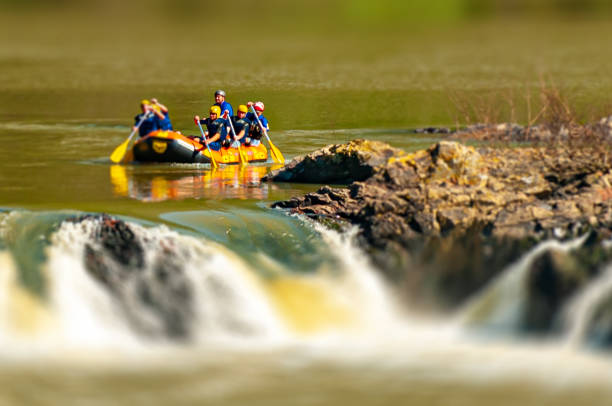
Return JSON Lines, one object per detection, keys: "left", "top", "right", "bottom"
{"left": 585, "top": 295, "right": 612, "bottom": 348}
{"left": 269, "top": 138, "right": 612, "bottom": 316}
{"left": 68, "top": 215, "right": 195, "bottom": 340}
{"left": 523, "top": 249, "right": 584, "bottom": 333}
{"left": 262, "top": 139, "right": 406, "bottom": 184}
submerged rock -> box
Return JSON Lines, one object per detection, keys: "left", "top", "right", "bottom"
{"left": 68, "top": 214, "right": 195, "bottom": 340}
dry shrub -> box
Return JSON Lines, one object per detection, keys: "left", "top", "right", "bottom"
{"left": 450, "top": 81, "right": 612, "bottom": 147}
{"left": 539, "top": 85, "right": 575, "bottom": 133}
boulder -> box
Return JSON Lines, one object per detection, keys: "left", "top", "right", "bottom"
{"left": 262, "top": 139, "right": 406, "bottom": 184}
{"left": 69, "top": 215, "right": 195, "bottom": 340}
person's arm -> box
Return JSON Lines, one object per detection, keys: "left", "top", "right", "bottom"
{"left": 151, "top": 108, "right": 165, "bottom": 120}
{"left": 150, "top": 98, "right": 169, "bottom": 113}
{"left": 236, "top": 122, "right": 248, "bottom": 140}
{"left": 208, "top": 131, "right": 221, "bottom": 143}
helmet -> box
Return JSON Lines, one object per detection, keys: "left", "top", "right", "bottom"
{"left": 209, "top": 105, "right": 221, "bottom": 115}
{"left": 238, "top": 104, "right": 248, "bottom": 113}
{"left": 254, "top": 101, "right": 265, "bottom": 112}
{"left": 214, "top": 90, "right": 226, "bottom": 97}
{"left": 152, "top": 105, "right": 161, "bottom": 113}
{"left": 140, "top": 99, "right": 150, "bottom": 106}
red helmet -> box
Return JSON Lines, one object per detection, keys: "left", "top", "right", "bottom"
{"left": 254, "top": 101, "right": 265, "bottom": 112}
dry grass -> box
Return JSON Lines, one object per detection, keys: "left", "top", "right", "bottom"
{"left": 450, "top": 81, "right": 612, "bottom": 147}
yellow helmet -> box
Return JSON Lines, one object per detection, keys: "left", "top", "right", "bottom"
{"left": 140, "top": 99, "right": 150, "bottom": 106}
{"left": 209, "top": 105, "right": 221, "bottom": 115}
{"left": 151, "top": 105, "right": 161, "bottom": 113}
{"left": 238, "top": 104, "right": 248, "bottom": 113}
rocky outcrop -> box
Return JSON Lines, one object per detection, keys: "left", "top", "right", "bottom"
{"left": 269, "top": 140, "right": 612, "bottom": 317}
{"left": 263, "top": 139, "right": 406, "bottom": 184}
{"left": 273, "top": 140, "right": 612, "bottom": 241}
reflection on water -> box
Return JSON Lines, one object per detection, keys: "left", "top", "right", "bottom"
{"left": 110, "top": 164, "right": 284, "bottom": 202}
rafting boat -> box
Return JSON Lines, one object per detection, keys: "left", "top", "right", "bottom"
{"left": 130, "top": 130, "right": 269, "bottom": 164}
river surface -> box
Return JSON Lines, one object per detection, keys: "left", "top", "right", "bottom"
{"left": 2, "top": 9, "right": 612, "bottom": 405}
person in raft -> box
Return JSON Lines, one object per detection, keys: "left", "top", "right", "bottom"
{"left": 244, "top": 101, "right": 268, "bottom": 146}
{"left": 134, "top": 99, "right": 165, "bottom": 137}
{"left": 214, "top": 89, "right": 233, "bottom": 118}
{"left": 194, "top": 105, "right": 228, "bottom": 151}
{"left": 228, "top": 104, "right": 251, "bottom": 147}
{"left": 150, "top": 98, "right": 173, "bottom": 131}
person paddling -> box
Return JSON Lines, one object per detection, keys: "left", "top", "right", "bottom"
{"left": 194, "top": 106, "right": 228, "bottom": 151}
{"left": 245, "top": 101, "right": 268, "bottom": 146}
{"left": 134, "top": 100, "right": 162, "bottom": 137}
{"left": 229, "top": 104, "right": 251, "bottom": 147}
{"left": 214, "top": 89, "right": 233, "bottom": 119}
{"left": 150, "top": 98, "right": 173, "bottom": 131}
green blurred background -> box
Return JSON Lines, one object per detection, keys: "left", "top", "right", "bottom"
{"left": 2, "top": 0, "right": 612, "bottom": 131}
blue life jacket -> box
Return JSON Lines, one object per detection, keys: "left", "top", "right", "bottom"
{"left": 231, "top": 115, "right": 250, "bottom": 139}
{"left": 157, "top": 111, "right": 173, "bottom": 131}
{"left": 215, "top": 101, "right": 233, "bottom": 118}
{"left": 246, "top": 112, "right": 268, "bottom": 139}
{"left": 200, "top": 117, "right": 228, "bottom": 141}
{"left": 134, "top": 113, "right": 158, "bottom": 137}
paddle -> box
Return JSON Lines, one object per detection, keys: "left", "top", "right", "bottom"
{"left": 110, "top": 112, "right": 151, "bottom": 164}
{"left": 225, "top": 111, "right": 248, "bottom": 166}
{"left": 250, "top": 106, "right": 284, "bottom": 164}
{"left": 195, "top": 117, "right": 219, "bottom": 169}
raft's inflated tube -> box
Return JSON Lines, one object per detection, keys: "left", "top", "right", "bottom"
{"left": 132, "top": 130, "right": 268, "bottom": 164}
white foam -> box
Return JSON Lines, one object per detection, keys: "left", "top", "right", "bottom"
{"left": 454, "top": 236, "right": 587, "bottom": 331}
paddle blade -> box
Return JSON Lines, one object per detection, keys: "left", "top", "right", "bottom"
{"left": 238, "top": 146, "right": 248, "bottom": 166}
{"left": 109, "top": 137, "right": 130, "bottom": 163}
{"left": 268, "top": 141, "right": 285, "bottom": 164}
{"left": 211, "top": 158, "right": 219, "bottom": 169}
{"left": 209, "top": 149, "right": 219, "bottom": 169}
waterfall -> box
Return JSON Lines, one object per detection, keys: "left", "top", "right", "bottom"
{"left": 0, "top": 214, "right": 400, "bottom": 354}
{"left": 563, "top": 263, "right": 612, "bottom": 348}
{"left": 455, "top": 236, "right": 587, "bottom": 335}
{"left": 45, "top": 218, "right": 287, "bottom": 347}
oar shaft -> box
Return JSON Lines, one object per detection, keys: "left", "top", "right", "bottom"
{"left": 250, "top": 106, "right": 284, "bottom": 163}
{"left": 250, "top": 106, "right": 271, "bottom": 142}
{"left": 196, "top": 120, "right": 218, "bottom": 168}
{"left": 110, "top": 111, "right": 153, "bottom": 164}
{"left": 132, "top": 112, "right": 150, "bottom": 136}
{"left": 226, "top": 112, "right": 248, "bottom": 165}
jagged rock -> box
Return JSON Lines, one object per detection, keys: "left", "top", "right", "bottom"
{"left": 262, "top": 139, "right": 406, "bottom": 184}
{"left": 68, "top": 215, "right": 195, "bottom": 340}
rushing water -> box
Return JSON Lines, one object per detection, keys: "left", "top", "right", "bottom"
{"left": 3, "top": 7, "right": 612, "bottom": 405}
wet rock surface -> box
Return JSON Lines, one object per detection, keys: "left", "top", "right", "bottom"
{"left": 68, "top": 214, "right": 195, "bottom": 340}
{"left": 269, "top": 138, "right": 612, "bottom": 345}
{"left": 262, "top": 139, "right": 406, "bottom": 184}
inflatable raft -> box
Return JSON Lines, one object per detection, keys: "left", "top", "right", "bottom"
{"left": 130, "top": 130, "right": 269, "bottom": 164}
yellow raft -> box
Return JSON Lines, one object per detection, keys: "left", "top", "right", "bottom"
{"left": 130, "top": 130, "right": 268, "bottom": 164}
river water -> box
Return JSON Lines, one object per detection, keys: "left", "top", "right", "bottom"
{"left": 2, "top": 7, "right": 612, "bottom": 405}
